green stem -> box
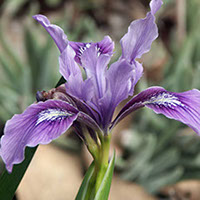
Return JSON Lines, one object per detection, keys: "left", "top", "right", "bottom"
{"left": 94, "top": 134, "right": 111, "bottom": 194}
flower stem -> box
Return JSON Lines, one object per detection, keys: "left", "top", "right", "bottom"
{"left": 94, "top": 134, "right": 111, "bottom": 193}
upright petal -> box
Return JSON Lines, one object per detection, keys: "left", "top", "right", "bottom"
{"left": 96, "top": 36, "right": 114, "bottom": 56}
{"left": 81, "top": 45, "right": 111, "bottom": 98}
{"left": 69, "top": 36, "right": 114, "bottom": 66}
{"left": 120, "top": 0, "right": 163, "bottom": 61}
{"left": 98, "top": 59, "right": 134, "bottom": 130}
{"left": 132, "top": 60, "right": 144, "bottom": 88}
{"left": 73, "top": 39, "right": 114, "bottom": 129}
{"left": 106, "top": 59, "right": 134, "bottom": 106}
{"left": 150, "top": 0, "right": 163, "bottom": 15}
{"left": 59, "top": 45, "right": 93, "bottom": 102}
{"left": 33, "top": 15, "right": 68, "bottom": 53}
{"left": 59, "top": 45, "right": 82, "bottom": 81}
{"left": 79, "top": 40, "right": 113, "bottom": 115}
{"left": 69, "top": 42, "right": 91, "bottom": 65}
{"left": 0, "top": 100, "right": 78, "bottom": 172}
{"left": 112, "top": 87, "right": 200, "bottom": 135}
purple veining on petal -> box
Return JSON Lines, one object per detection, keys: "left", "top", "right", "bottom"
{"left": 143, "top": 92, "right": 185, "bottom": 109}
{"left": 80, "top": 45, "right": 111, "bottom": 98}
{"left": 0, "top": 0, "right": 173, "bottom": 174}
{"left": 96, "top": 36, "right": 114, "bottom": 56}
{"left": 112, "top": 87, "right": 200, "bottom": 135}
{"left": 98, "top": 59, "right": 134, "bottom": 130}
{"left": 69, "top": 36, "right": 114, "bottom": 66}
{"left": 35, "top": 108, "right": 74, "bottom": 126}
{"left": 63, "top": 91, "right": 102, "bottom": 126}
{"left": 0, "top": 100, "right": 78, "bottom": 172}
{"left": 69, "top": 42, "right": 92, "bottom": 65}
{"left": 78, "top": 111, "right": 103, "bottom": 135}
{"left": 111, "top": 87, "right": 175, "bottom": 128}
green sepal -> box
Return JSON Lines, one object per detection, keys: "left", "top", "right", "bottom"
{"left": 0, "top": 146, "right": 38, "bottom": 200}
{"left": 75, "top": 161, "right": 95, "bottom": 200}
{"left": 94, "top": 151, "right": 115, "bottom": 200}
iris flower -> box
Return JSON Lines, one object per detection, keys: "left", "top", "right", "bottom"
{"left": 1, "top": 0, "right": 200, "bottom": 174}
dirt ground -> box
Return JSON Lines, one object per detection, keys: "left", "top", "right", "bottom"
{"left": 17, "top": 144, "right": 156, "bottom": 200}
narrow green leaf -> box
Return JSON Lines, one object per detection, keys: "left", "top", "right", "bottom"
{"left": 94, "top": 151, "right": 115, "bottom": 200}
{"left": 55, "top": 76, "right": 66, "bottom": 87}
{"left": 0, "top": 147, "right": 38, "bottom": 200}
{"left": 75, "top": 161, "right": 95, "bottom": 200}
{"left": 0, "top": 77, "right": 64, "bottom": 199}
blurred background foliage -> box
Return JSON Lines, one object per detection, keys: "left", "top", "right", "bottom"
{"left": 115, "top": 0, "right": 200, "bottom": 194}
{"left": 0, "top": 0, "right": 200, "bottom": 197}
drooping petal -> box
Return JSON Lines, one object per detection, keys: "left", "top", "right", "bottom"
{"left": 0, "top": 100, "right": 78, "bottom": 172}
{"left": 112, "top": 87, "right": 200, "bottom": 135}
{"left": 38, "top": 84, "right": 102, "bottom": 126}
{"left": 33, "top": 15, "right": 68, "bottom": 53}
{"left": 120, "top": 0, "right": 163, "bottom": 62}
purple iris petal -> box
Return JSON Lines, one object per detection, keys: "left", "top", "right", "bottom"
{"left": 133, "top": 61, "right": 144, "bottom": 87}
{"left": 69, "top": 42, "right": 91, "bottom": 65}
{"left": 0, "top": 100, "right": 78, "bottom": 172}
{"left": 96, "top": 36, "right": 114, "bottom": 56}
{"left": 58, "top": 44, "right": 89, "bottom": 100}
{"left": 59, "top": 48, "right": 95, "bottom": 109}
{"left": 98, "top": 59, "right": 134, "bottom": 129}
{"left": 59, "top": 45, "right": 82, "bottom": 80}
{"left": 63, "top": 88, "right": 102, "bottom": 125}
{"left": 112, "top": 87, "right": 200, "bottom": 135}
{"left": 78, "top": 111, "right": 102, "bottom": 134}
{"left": 3, "top": 0, "right": 200, "bottom": 174}
{"left": 120, "top": 0, "right": 162, "bottom": 62}
{"left": 150, "top": 0, "right": 163, "bottom": 15}
{"left": 80, "top": 45, "right": 111, "bottom": 97}
{"left": 69, "top": 36, "right": 114, "bottom": 65}
{"left": 33, "top": 15, "right": 68, "bottom": 53}
{"left": 106, "top": 59, "right": 134, "bottom": 106}
{"left": 75, "top": 42, "right": 113, "bottom": 122}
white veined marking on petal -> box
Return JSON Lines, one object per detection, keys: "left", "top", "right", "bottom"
{"left": 79, "top": 43, "right": 91, "bottom": 55}
{"left": 96, "top": 46, "right": 101, "bottom": 57}
{"left": 143, "top": 92, "right": 185, "bottom": 109}
{"left": 36, "top": 108, "right": 73, "bottom": 125}
{"left": 79, "top": 47, "right": 86, "bottom": 54}
{"left": 86, "top": 43, "right": 91, "bottom": 48}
